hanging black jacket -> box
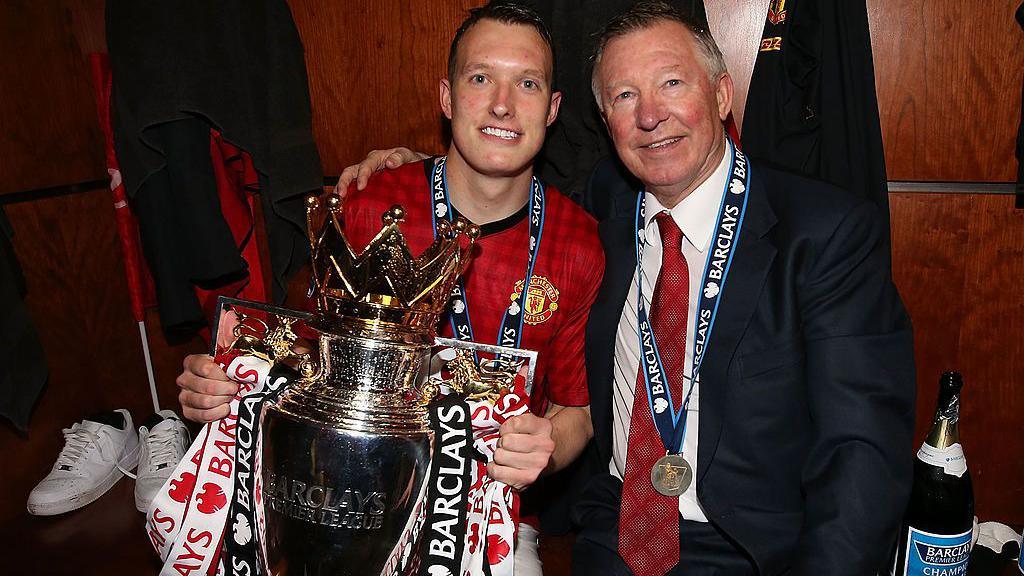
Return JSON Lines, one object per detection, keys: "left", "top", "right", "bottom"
{"left": 742, "top": 0, "right": 891, "bottom": 234}
{"left": 0, "top": 206, "right": 48, "bottom": 432}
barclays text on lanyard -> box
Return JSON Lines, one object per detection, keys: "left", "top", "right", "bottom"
{"left": 429, "top": 156, "right": 545, "bottom": 360}
{"left": 635, "top": 139, "right": 749, "bottom": 497}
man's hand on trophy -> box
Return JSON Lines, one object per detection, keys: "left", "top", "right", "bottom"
{"left": 334, "top": 147, "right": 429, "bottom": 196}
{"left": 177, "top": 354, "right": 238, "bottom": 423}
{"left": 488, "top": 413, "right": 555, "bottom": 492}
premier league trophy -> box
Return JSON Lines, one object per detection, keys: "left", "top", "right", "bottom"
{"left": 257, "top": 195, "right": 478, "bottom": 575}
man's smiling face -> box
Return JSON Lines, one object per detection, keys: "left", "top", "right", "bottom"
{"left": 442, "top": 18, "right": 560, "bottom": 178}
{"left": 594, "top": 20, "right": 732, "bottom": 205}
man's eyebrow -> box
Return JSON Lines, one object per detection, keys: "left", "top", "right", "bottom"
{"left": 461, "top": 62, "right": 493, "bottom": 74}
{"left": 603, "top": 64, "right": 686, "bottom": 91}
{"left": 460, "top": 63, "right": 550, "bottom": 82}
{"left": 602, "top": 79, "right": 634, "bottom": 93}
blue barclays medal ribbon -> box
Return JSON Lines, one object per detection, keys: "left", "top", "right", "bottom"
{"left": 429, "top": 156, "right": 545, "bottom": 357}
{"left": 633, "top": 138, "right": 750, "bottom": 454}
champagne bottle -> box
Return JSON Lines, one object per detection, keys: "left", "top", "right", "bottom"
{"left": 891, "top": 371, "right": 975, "bottom": 576}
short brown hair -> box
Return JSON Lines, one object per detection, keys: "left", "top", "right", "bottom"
{"left": 591, "top": 1, "right": 727, "bottom": 104}
{"left": 448, "top": 2, "right": 555, "bottom": 83}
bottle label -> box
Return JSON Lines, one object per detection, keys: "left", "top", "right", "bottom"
{"left": 917, "top": 443, "right": 968, "bottom": 477}
{"left": 896, "top": 526, "right": 973, "bottom": 576}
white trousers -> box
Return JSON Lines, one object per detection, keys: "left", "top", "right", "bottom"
{"left": 514, "top": 522, "right": 543, "bottom": 576}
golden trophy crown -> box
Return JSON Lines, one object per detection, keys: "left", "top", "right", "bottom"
{"left": 304, "top": 194, "right": 479, "bottom": 334}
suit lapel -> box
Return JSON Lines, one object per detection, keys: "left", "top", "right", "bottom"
{"left": 696, "top": 172, "right": 777, "bottom": 483}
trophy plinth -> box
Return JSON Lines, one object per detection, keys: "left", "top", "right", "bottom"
{"left": 257, "top": 198, "right": 477, "bottom": 575}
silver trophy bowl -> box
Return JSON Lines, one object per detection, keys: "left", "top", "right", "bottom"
{"left": 259, "top": 320, "right": 434, "bottom": 576}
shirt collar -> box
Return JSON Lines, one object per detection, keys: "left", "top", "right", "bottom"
{"left": 643, "top": 142, "right": 732, "bottom": 253}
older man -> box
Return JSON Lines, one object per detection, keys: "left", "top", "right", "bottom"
{"left": 575, "top": 2, "right": 915, "bottom": 575}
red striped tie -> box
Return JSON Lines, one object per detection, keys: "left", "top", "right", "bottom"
{"left": 619, "top": 211, "right": 688, "bottom": 576}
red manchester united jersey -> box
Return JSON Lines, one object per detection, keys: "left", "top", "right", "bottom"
{"left": 342, "top": 159, "right": 603, "bottom": 411}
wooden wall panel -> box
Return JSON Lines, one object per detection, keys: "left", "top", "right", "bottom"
{"left": 706, "top": 0, "right": 770, "bottom": 132}
{"left": 289, "top": 0, "right": 480, "bottom": 175}
{"left": 955, "top": 193, "right": 1024, "bottom": 522}
{"left": 891, "top": 192, "right": 1024, "bottom": 524}
{"left": 869, "top": 0, "right": 1024, "bottom": 182}
{"left": 62, "top": 0, "right": 106, "bottom": 56}
{"left": 0, "top": 0, "right": 106, "bottom": 195}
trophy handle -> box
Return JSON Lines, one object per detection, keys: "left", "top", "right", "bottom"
{"left": 427, "top": 348, "right": 522, "bottom": 405}
{"left": 226, "top": 311, "right": 325, "bottom": 384}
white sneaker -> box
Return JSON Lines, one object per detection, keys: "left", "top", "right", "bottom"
{"left": 134, "top": 410, "right": 190, "bottom": 513}
{"left": 27, "top": 409, "right": 140, "bottom": 516}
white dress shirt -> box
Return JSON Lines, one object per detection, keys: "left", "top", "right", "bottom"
{"left": 609, "top": 149, "right": 732, "bottom": 522}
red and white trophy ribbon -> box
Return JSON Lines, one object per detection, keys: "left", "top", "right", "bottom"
{"left": 462, "top": 374, "right": 531, "bottom": 576}
{"left": 145, "top": 352, "right": 271, "bottom": 576}
{"left": 146, "top": 351, "right": 530, "bottom": 576}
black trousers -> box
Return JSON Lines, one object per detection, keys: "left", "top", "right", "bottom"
{"left": 571, "top": 473, "right": 757, "bottom": 576}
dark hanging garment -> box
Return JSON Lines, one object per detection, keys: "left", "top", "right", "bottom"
{"left": 127, "top": 117, "right": 250, "bottom": 335}
{"left": 742, "top": 0, "right": 891, "bottom": 234}
{"left": 522, "top": 0, "right": 709, "bottom": 204}
{"left": 0, "top": 207, "right": 48, "bottom": 432}
{"left": 106, "top": 0, "right": 323, "bottom": 326}
{"left": 1016, "top": 3, "right": 1024, "bottom": 208}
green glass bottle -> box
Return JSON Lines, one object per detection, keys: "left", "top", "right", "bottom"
{"left": 891, "top": 371, "right": 974, "bottom": 576}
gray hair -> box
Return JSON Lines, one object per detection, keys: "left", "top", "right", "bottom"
{"left": 590, "top": 1, "right": 728, "bottom": 109}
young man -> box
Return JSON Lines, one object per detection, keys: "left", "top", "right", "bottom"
{"left": 177, "top": 3, "right": 604, "bottom": 572}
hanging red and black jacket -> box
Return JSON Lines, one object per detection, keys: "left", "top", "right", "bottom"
{"left": 742, "top": 0, "right": 891, "bottom": 236}
{"left": 105, "top": 0, "right": 323, "bottom": 335}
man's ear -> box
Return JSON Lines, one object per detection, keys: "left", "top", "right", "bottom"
{"left": 715, "top": 73, "right": 734, "bottom": 122}
{"left": 440, "top": 78, "right": 453, "bottom": 120}
{"left": 546, "top": 91, "right": 562, "bottom": 126}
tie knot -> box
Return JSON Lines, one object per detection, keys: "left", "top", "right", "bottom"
{"left": 655, "top": 211, "right": 683, "bottom": 252}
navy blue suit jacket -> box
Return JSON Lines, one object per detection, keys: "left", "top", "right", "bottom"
{"left": 581, "top": 157, "right": 916, "bottom": 575}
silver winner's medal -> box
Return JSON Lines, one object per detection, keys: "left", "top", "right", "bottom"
{"left": 651, "top": 454, "right": 693, "bottom": 497}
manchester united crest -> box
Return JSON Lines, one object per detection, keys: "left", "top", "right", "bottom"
{"left": 767, "top": 0, "right": 787, "bottom": 25}
{"left": 510, "top": 276, "right": 559, "bottom": 326}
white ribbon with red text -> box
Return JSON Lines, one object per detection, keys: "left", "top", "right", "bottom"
{"left": 145, "top": 353, "right": 270, "bottom": 576}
